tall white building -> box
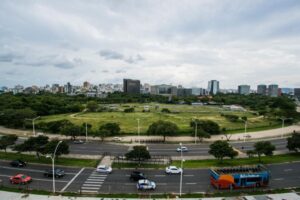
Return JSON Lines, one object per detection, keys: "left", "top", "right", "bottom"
{"left": 207, "top": 80, "right": 219, "bottom": 95}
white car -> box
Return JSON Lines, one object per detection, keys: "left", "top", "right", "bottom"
{"left": 176, "top": 146, "right": 188, "bottom": 152}
{"left": 96, "top": 165, "right": 112, "bottom": 173}
{"left": 137, "top": 179, "right": 156, "bottom": 190}
{"left": 165, "top": 166, "right": 183, "bottom": 174}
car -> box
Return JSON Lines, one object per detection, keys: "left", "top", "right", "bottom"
{"left": 96, "top": 165, "right": 112, "bottom": 173}
{"left": 165, "top": 166, "right": 183, "bottom": 174}
{"left": 176, "top": 146, "right": 188, "bottom": 152}
{"left": 73, "top": 140, "right": 84, "bottom": 144}
{"left": 137, "top": 179, "right": 156, "bottom": 190}
{"left": 44, "top": 168, "right": 65, "bottom": 178}
{"left": 10, "top": 174, "right": 32, "bottom": 184}
{"left": 130, "top": 171, "right": 146, "bottom": 181}
{"left": 112, "top": 137, "right": 122, "bottom": 141}
{"left": 10, "top": 160, "right": 26, "bottom": 167}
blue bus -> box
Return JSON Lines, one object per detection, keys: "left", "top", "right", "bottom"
{"left": 210, "top": 165, "right": 270, "bottom": 189}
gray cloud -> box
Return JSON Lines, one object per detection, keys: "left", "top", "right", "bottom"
{"left": 99, "top": 50, "right": 124, "bottom": 60}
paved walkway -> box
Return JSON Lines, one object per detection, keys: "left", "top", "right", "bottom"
{"left": 1, "top": 191, "right": 300, "bottom": 200}
{"left": 0, "top": 124, "right": 299, "bottom": 143}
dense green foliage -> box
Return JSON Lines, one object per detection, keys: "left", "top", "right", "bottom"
{"left": 208, "top": 140, "right": 238, "bottom": 162}
{"left": 96, "top": 122, "right": 121, "bottom": 141}
{"left": 86, "top": 101, "right": 98, "bottom": 112}
{"left": 125, "top": 145, "right": 151, "bottom": 164}
{"left": 124, "top": 107, "right": 135, "bottom": 113}
{"left": 287, "top": 132, "right": 300, "bottom": 152}
{"left": 42, "top": 140, "right": 69, "bottom": 158}
{"left": 14, "top": 135, "right": 49, "bottom": 158}
{"left": 0, "top": 134, "right": 18, "bottom": 152}
{"left": 190, "top": 119, "right": 221, "bottom": 135}
{"left": 147, "top": 120, "right": 179, "bottom": 141}
{"left": 253, "top": 141, "right": 276, "bottom": 161}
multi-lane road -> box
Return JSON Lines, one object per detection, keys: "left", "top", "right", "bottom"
{"left": 67, "top": 137, "right": 288, "bottom": 157}
{"left": 0, "top": 160, "right": 299, "bottom": 194}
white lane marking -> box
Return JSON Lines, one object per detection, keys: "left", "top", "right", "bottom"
{"left": 186, "top": 182, "right": 197, "bottom": 185}
{"left": 125, "top": 174, "right": 130, "bottom": 177}
{"left": 0, "top": 174, "right": 68, "bottom": 183}
{"left": 80, "top": 190, "right": 98, "bottom": 193}
{"left": 82, "top": 184, "right": 102, "bottom": 187}
{"left": 60, "top": 167, "right": 85, "bottom": 192}
{"left": 85, "top": 181, "right": 104, "bottom": 184}
{"left": 0, "top": 166, "right": 76, "bottom": 175}
{"left": 90, "top": 174, "right": 107, "bottom": 177}
{"left": 273, "top": 178, "right": 284, "bottom": 181}
{"left": 184, "top": 175, "right": 194, "bottom": 177}
{"left": 87, "top": 178, "right": 105, "bottom": 181}
{"left": 155, "top": 175, "right": 166, "bottom": 177}
{"left": 284, "top": 169, "right": 293, "bottom": 172}
{"left": 81, "top": 186, "right": 100, "bottom": 189}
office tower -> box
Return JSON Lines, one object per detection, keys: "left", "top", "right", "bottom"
{"left": 208, "top": 80, "right": 219, "bottom": 95}
{"left": 238, "top": 85, "right": 250, "bottom": 95}
{"left": 268, "top": 84, "right": 279, "bottom": 97}
{"left": 257, "top": 84, "right": 267, "bottom": 95}
{"left": 123, "top": 79, "right": 141, "bottom": 94}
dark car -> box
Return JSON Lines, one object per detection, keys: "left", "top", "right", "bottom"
{"left": 10, "top": 160, "right": 26, "bottom": 167}
{"left": 44, "top": 169, "right": 65, "bottom": 178}
{"left": 130, "top": 171, "right": 146, "bottom": 181}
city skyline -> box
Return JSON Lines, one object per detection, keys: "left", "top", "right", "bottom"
{"left": 1, "top": 0, "right": 300, "bottom": 88}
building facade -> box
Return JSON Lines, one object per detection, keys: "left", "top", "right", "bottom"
{"left": 268, "top": 84, "right": 279, "bottom": 97}
{"left": 208, "top": 80, "right": 219, "bottom": 95}
{"left": 123, "top": 79, "right": 141, "bottom": 94}
{"left": 238, "top": 85, "right": 250, "bottom": 95}
{"left": 257, "top": 84, "right": 267, "bottom": 95}
{"left": 294, "top": 88, "right": 300, "bottom": 100}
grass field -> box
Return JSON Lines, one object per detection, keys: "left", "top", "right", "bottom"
{"left": 38, "top": 103, "right": 279, "bottom": 135}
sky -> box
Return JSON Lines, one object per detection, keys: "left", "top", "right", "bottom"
{"left": 1, "top": 0, "right": 300, "bottom": 89}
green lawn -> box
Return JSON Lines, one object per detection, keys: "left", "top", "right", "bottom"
{"left": 38, "top": 103, "right": 279, "bottom": 135}
{"left": 0, "top": 152, "right": 99, "bottom": 168}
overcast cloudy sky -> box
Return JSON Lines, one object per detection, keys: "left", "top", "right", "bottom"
{"left": 1, "top": 0, "right": 300, "bottom": 88}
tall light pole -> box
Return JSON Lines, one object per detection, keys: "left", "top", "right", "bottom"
{"left": 193, "top": 118, "right": 198, "bottom": 144}
{"left": 26, "top": 116, "right": 40, "bottom": 136}
{"left": 85, "top": 122, "right": 88, "bottom": 143}
{"left": 179, "top": 142, "right": 185, "bottom": 196}
{"left": 46, "top": 140, "right": 62, "bottom": 194}
{"left": 241, "top": 119, "right": 247, "bottom": 143}
{"left": 279, "top": 117, "right": 293, "bottom": 138}
{"left": 137, "top": 118, "right": 140, "bottom": 145}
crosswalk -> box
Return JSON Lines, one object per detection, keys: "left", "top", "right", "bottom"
{"left": 80, "top": 171, "right": 108, "bottom": 193}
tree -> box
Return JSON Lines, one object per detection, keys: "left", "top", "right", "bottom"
{"left": 0, "top": 134, "right": 18, "bottom": 152}
{"left": 97, "top": 123, "right": 121, "bottom": 141}
{"left": 86, "top": 101, "right": 98, "bottom": 112}
{"left": 147, "top": 120, "right": 179, "bottom": 142}
{"left": 190, "top": 119, "right": 220, "bottom": 135}
{"left": 60, "top": 123, "right": 82, "bottom": 140}
{"left": 209, "top": 140, "right": 238, "bottom": 163}
{"left": 161, "top": 108, "right": 171, "bottom": 113}
{"left": 191, "top": 120, "right": 210, "bottom": 142}
{"left": 287, "top": 132, "right": 300, "bottom": 152}
{"left": 124, "top": 107, "right": 134, "bottom": 113}
{"left": 254, "top": 141, "right": 276, "bottom": 162}
{"left": 125, "top": 145, "right": 151, "bottom": 165}
{"left": 43, "top": 140, "right": 69, "bottom": 159}
{"left": 14, "top": 135, "right": 49, "bottom": 159}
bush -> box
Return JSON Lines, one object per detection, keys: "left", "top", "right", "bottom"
{"left": 161, "top": 108, "right": 171, "bottom": 113}
{"left": 124, "top": 107, "right": 134, "bottom": 113}
{"left": 223, "top": 114, "right": 239, "bottom": 122}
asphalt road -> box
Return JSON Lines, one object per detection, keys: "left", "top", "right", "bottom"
{"left": 0, "top": 160, "right": 299, "bottom": 194}
{"left": 67, "top": 137, "right": 288, "bottom": 157}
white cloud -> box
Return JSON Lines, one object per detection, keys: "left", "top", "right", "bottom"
{"left": 0, "top": 0, "right": 300, "bottom": 88}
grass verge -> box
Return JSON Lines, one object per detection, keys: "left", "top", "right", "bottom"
{"left": 112, "top": 162, "right": 166, "bottom": 169}
{"left": 0, "top": 151, "right": 99, "bottom": 168}
{"left": 172, "top": 153, "right": 300, "bottom": 168}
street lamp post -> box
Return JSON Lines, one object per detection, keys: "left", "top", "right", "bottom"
{"left": 137, "top": 118, "right": 140, "bottom": 145}
{"left": 179, "top": 142, "right": 185, "bottom": 196}
{"left": 46, "top": 140, "right": 62, "bottom": 194}
{"left": 85, "top": 122, "right": 88, "bottom": 143}
{"left": 241, "top": 119, "right": 247, "bottom": 143}
{"left": 279, "top": 117, "right": 293, "bottom": 138}
{"left": 26, "top": 116, "right": 40, "bottom": 136}
{"left": 193, "top": 119, "right": 198, "bottom": 144}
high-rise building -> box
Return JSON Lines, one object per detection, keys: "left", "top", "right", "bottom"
{"left": 123, "top": 79, "right": 141, "bottom": 94}
{"left": 268, "top": 84, "right": 279, "bottom": 97}
{"left": 294, "top": 88, "right": 300, "bottom": 100}
{"left": 150, "top": 84, "right": 177, "bottom": 96}
{"left": 191, "top": 88, "right": 206, "bottom": 96}
{"left": 257, "top": 84, "right": 267, "bottom": 95}
{"left": 83, "top": 81, "right": 90, "bottom": 88}
{"left": 65, "top": 82, "right": 72, "bottom": 94}
{"left": 238, "top": 85, "right": 250, "bottom": 95}
{"left": 207, "top": 80, "right": 219, "bottom": 95}
{"left": 177, "top": 88, "right": 192, "bottom": 97}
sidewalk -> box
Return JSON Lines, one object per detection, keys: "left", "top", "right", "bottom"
{"left": 1, "top": 191, "right": 300, "bottom": 200}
